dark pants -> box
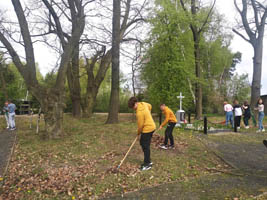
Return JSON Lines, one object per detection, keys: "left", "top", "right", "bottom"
{"left": 235, "top": 116, "right": 241, "bottom": 127}
{"left": 140, "top": 131, "right": 154, "bottom": 165}
{"left": 243, "top": 115, "right": 250, "bottom": 126}
{"left": 164, "top": 122, "right": 176, "bottom": 146}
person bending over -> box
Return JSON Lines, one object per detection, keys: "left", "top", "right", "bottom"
{"left": 128, "top": 97, "right": 156, "bottom": 171}
{"left": 224, "top": 101, "right": 234, "bottom": 128}
{"left": 159, "top": 104, "right": 177, "bottom": 150}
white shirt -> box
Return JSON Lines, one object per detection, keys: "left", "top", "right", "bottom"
{"left": 258, "top": 104, "right": 264, "bottom": 112}
{"left": 234, "top": 107, "right": 242, "bottom": 116}
{"left": 224, "top": 104, "right": 233, "bottom": 112}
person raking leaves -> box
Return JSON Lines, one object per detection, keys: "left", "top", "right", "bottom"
{"left": 159, "top": 104, "right": 177, "bottom": 150}
{"left": 128, "top": 97, "right": 156, "bottom": 171}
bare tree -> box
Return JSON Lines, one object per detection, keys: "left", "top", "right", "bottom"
{"left": 106, "top": 0, "right": 121, "bottom": 124}
{"left": 180, "top": 0, "right": 216, "bottom": 119}
{"left": 81, "top": 0, "right": 148, "bottom": 118}
{"left": 0, "top": 0, "right": 87, "bottom": 138}
{"left": 233, "top": 0, "right": 267, "bottom": 107}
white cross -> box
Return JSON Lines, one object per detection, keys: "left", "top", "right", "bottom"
{"left": 177, "top": 92, "right": 184, "bottom": 110}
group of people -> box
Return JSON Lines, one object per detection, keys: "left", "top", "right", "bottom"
{"left": 224, "top": 98, "right": 265, "bottom": 132}
{"left": 128, "top": 97, "right": 177, "bottom": 171}
{"left": 2, "top": 100, "right": 16, "bottom": 131}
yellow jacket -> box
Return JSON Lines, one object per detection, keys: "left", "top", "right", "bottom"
{"left": 136, "top": 102, "right": 156, "bottom": 134}
{"left": 161, "top": 106, "right": 177, "bottom": 127}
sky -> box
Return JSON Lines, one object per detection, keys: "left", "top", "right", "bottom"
{"left": 0, "top": 0, "right": 267, "bottom": 95}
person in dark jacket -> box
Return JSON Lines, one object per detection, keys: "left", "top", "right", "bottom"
{"left": 242, "top": 100, "right": 251, "bottom": 129}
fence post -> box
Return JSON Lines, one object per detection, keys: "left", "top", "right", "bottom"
{"left": 188, "top": 113, "right": 191, "bottom": 124}
{"left": 204, "top": 116, "right": 207, "bottom": 134}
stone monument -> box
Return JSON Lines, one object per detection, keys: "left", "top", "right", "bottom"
{"left": 176, "top": 92, "right": 185, "bottom": 126}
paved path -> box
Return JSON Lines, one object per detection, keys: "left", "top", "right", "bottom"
{"left": 104, "top": 131, "right": 267, "bottom": 200}
{"left": 0, "top": 130, "right": 16, "bottom": 177}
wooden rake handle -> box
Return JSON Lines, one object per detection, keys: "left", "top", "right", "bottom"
{"left": 117, "top": 136, "right": 138, "bottom": 169}
{"left": 117, "top": 128, "right": 160, "bottom": 169}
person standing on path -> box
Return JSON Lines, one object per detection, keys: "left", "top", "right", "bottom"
{"left": 159, "top": 104, "right": 177, "bottom": 150}
{"left": 224, "top": 101, "right": 234, "bottom": 128}
{"left": 242, "top": 100, "right": 251, "bottom": 129}
{"left": 255, "top": 98, "right": 265, "bottom": 132}
{"left": 2, "top": 101, "right": 10, "bottom": 129}
{"left": 7, "top": 100, "right": 16, "bottom": 131}
{"left": 128, "top": 97, "right": 156, "bottom": 171}
{"left": 233, "top": 100, "right": 242, "bottom": 130}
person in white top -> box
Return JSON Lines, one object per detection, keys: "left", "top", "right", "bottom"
{"left": 233, "top": 100, "right": 242, "bottom": 130}
{"left": 224, "top": 101, "right": 234, "bottom": 127}
{"left": 255, "top": 98, "right": 265, "bottom": 132}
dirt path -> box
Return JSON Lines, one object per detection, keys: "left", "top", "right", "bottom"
{"left": 104, "top": 131, "right": 267, "bottom": 200}
{"left": 0, "top": 130, "right": 16, "bottom": 177}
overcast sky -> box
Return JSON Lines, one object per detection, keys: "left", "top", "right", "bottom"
{"left": 0, "top": 0, "right": 267, "bottom": 95}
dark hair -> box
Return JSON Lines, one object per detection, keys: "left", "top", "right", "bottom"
{"left": 128, "top": 97, "right": 138, "bottom": 108}
{"left": 258, "top": 98, "right": 263, "bottom": 104}
{"left": 244, "top": 100, "right": 249, "bottom": 105}
{"left": 160, "top": 103, "right": 165, "bottom": 106}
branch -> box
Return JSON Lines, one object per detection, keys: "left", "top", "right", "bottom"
{"left": 199, "top": 0, "right": 217, "bottom": 34}
{"left": 0, "top": 32, "right": 25, "bottom": 76}
{"left": 251, "top": 0, "right": 260, "bottom": 29}
{"left": 240, "top": 0, "right": 256, "bottom": 40}
{"left": 11, "top": 0, "right": 37, "bottom": 80}
{"left": 180, "top": 0, "right": 187, "bottom": 12}
{"left": 42, "top": 0, "right": 67, "bottom": 47}
{"left": 234, "top": 0, "right": 242, "bottom": 15}
{"left": 232, "top": 28, "right": 251, "bottom": 43}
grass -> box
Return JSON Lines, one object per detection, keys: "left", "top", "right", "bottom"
{"left": 0, "top": 113, "right": 266, "bottom": 199}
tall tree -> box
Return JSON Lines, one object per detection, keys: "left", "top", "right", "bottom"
{"left": 66, "top": 0, "right": 84, "bottom": 118}
{"left": 0, "top": 0, "right": 86, "bottom": 138}
{"left": 233, "top": 0, "right": 267, "bottom": 107}
{"left": 180, "top": 0, "right": 216, "bottom": 119}
{"left": 80, "top": 0, "right": 148, "bottom": 117}
{"left": 142, "top": 0, "right": 195, "bottom": 112}
{"left": 106, "top": 0, "right": 121, "bottom": 124}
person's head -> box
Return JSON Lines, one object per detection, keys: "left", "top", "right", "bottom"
{"left": 234, "top": 100, "right": 238, "bottom": 105}
{"left": 160, "top": 104, "right": 166, "bottom": 111}
{"left": 223, "top": 101, "right": 228, "bottom": 105}
{"left": 4, "top": 100, "right": 9, "bottom": 106}
{"left": 244, "top": 100, "right": 249, "bottom": 106}
{"left": 128, "top": 97, "right": 138, "bottom": 110}
{"left": 258, "top": 98, "right": 263, "bottom": 104}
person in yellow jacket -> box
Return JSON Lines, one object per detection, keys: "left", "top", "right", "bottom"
{"left": 159, "top": 104, "right": 177, "bottom": 150}
{"left": 128, "top": 97, "right": 156, "bottom": 171}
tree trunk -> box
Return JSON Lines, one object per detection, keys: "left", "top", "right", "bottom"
{"left": 193, "top": 35, "right": 203, "bottom": 119}
{"left": 83, "top": 89, "right": 97, "bottom": 118}
{"left": 38, "top": 89, "right": 65, "bottom": 139}
{"left": 0, "top": 65, "right": 8, "bottom": 100}
{"left": 67, "top": 46, "right": 82, "bottom": 118}
{"left": 251, "top": 39, "right": 263, "bottom": 108}
{"left": 106, "top": 0, "right": 121, "bottom": 124}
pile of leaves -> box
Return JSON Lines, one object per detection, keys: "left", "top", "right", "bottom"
{"left": 0, "top": 147, "right": 99, "bottom": 199}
